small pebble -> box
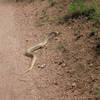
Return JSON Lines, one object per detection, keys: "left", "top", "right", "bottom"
{"left": 54, "top": 82, "right": 58, "bottom": 85}
{"left": 72, "top": 83, "right": 76, "bottom": 87}
{"left": 58, "top": 61, "right": 63, "bottom": 65}
{"left": 61, "top": 63, "right": 66, "bottom": 67}
{"left": 38, "top": 64, "right": 46, "bottom": 68}
{"left": 26, "top": 39, "right": 29, "bottom": 42}
{"left": 68, "top": 27, "right": 71, "bottom": 29}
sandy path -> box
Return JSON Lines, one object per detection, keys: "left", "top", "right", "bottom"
{"left": 0, "top": 1, "right": 70, "bottom": 100}
{"left": 1, "top": 1, "right": 98, "bottom": 100}
{"left": 0, "top": 1, "right": 41, "bottom": 100}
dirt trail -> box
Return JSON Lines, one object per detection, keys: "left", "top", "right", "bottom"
{"left": 0, "top": 1, "right": 63, "bottom": 100}
{"left": 0, "top": 1, "right": 99, "bottom": 100}
{"left": 0, "top": 1, "right": 41, "bottom": 100}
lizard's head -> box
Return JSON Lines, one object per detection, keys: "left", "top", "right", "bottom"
{"left": 47, "top": 31, "right": 61, "bottom": 39}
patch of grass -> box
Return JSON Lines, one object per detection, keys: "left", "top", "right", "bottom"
{"left": 67, "top": 0, "right": 100, "bottom": 22}
{"left": 96, "top": 88, "right": 100, "bottom": 94}
{"left": 35, "top": 20, "right": 44, "bottom": 27}
{"left": 94, "top": 83, "right": 100, "bottom": 94}
{"left": 58, "top": 43, "right": 65, "bottom": 49}
{"left": 96, "top": 89, "right": 100, "bottom": 94}
{"left": 68, "top": 0, "right": 85, "bottom": 13}
{"left": 57, "top": 43, "right": 66, "bottom": 52}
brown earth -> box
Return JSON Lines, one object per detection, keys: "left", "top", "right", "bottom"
{"left": 0, "top": 0, "right": 100, "bottom": 100}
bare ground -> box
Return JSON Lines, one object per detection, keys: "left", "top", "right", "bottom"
{"left": 0, "top": 0, "right": 100, "bottom": 100}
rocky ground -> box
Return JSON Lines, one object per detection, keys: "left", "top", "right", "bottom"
{"left": 0, "top": 0, "right": 99, "bottom": 100}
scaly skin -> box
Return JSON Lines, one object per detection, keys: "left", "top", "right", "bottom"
{"left": 24, "top": 31, "right": 60, "bottom": 74}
